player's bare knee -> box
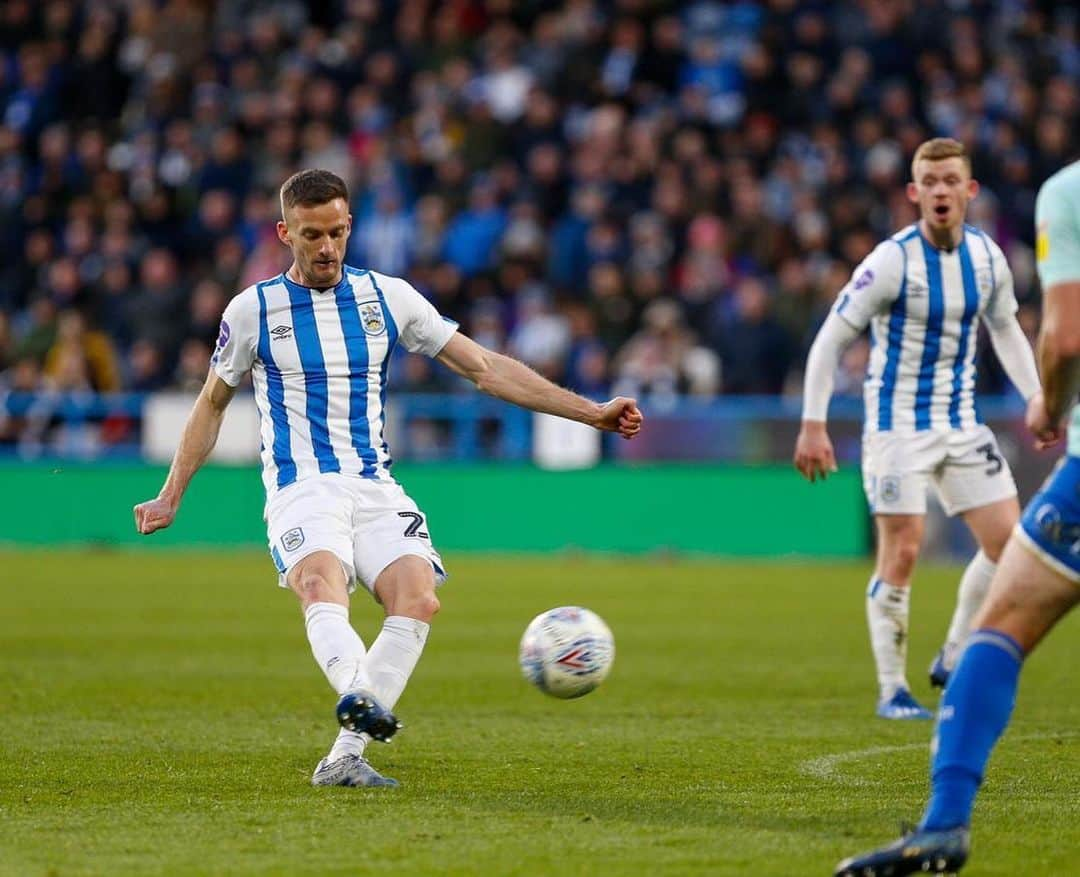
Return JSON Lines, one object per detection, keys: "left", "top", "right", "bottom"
{"left": 392, "top": 588, "right": 439, "bottom": 621}
{"left": 980, "top": 531, "right": 1011, "bottom": 564}
{"left": 292, "top": 570, "right": 335, "bottom": 605}
{"left": 419, "top": 590, "right": 440, "bottom": 619}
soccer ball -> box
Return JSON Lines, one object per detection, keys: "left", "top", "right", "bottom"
{"left": 518, "top": 606, "right": 615, "bottom": 699}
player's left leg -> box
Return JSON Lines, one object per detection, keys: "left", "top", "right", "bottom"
{"left": 929, "top": 425, "right": 1021, "bottom": 689}
{"left": 327, "top": 480, "right": 446, "bottom": 768}
{"left": 328, "top": 556, "right": 438, "bottom": 764}
{"left": 928, "top": 495, "right": 1019, "bottom": 687}
{"left": 368, "top": 554, "right": 439, "bottom": 709}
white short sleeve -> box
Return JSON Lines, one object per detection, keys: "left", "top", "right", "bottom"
{"left": 830, "top": 240, "right": 906, "bottom": 331}
{"left": 374, "top": 273, "right": 459, "bottom": 357}
{"left": 982, "top": 240, "right": 1019, "bottom": 330}
{"left": 211, "top": 287, "right": 259, "bottom": 386}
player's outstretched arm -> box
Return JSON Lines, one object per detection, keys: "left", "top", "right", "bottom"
{"left": 134, "top": 371, "right": 237, "bottom": 534}
{"left": 435, "top": 332, "right": 643, "bottom": 439}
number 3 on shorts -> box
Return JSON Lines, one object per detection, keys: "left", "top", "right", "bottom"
{"left": 976, "top": 442, "right": 1004, "bottom": 476}
{"left": 398, "top": 511, "right": 429, "bottom": 539}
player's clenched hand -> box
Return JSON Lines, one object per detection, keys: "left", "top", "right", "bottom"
{"left": 595, "top": 397, "right": 643, "bottom": 439}
{"left": 134, "top": 496, "right": 177, "bottom": 535}
{"left": 1025, "top": 392, "right": 1065, "bottom": 450}
{"left": 794, "top": 420, "right": 838, "bottom": 483}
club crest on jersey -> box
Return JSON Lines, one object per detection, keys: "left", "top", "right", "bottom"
{"left": 359, "top": 302, "right": 386, "bottom": 335}
{"left": 880, "top": 476, "right": 901, "bottom": 505}
{"left": 281, "top": 527, "right": 305, "bottom": 552}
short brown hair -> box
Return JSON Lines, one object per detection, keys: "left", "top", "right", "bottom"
{"left": 911, "top": 138, "right": 971, "bottom": 179}
{"left": 280, "top": 169, "right": 349, "bottom": 214}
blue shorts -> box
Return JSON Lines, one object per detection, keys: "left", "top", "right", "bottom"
{"left": 1016, "top": 456, "right": 1080, "bottom": 583}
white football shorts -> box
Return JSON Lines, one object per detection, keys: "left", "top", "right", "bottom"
{"left": 862, "top": 425, "right": 1018, "bottom": 517}
{"left": 265, "top": 473, "right": 446, "bottom": 595}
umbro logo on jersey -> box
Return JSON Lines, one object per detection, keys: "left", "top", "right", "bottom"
{"left": 271, "top": 325, "right": 293, "bottom": 340}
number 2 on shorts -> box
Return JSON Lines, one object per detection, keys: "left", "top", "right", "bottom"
{"left": 398, "top": 511, "right": 429, "bottom": 539}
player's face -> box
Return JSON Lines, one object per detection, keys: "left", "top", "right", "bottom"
{"left": 906, "top": 157, "right": 979, "bottom": 235}
{"left": 277, "top": 198, "right": 351, "bottom": 287}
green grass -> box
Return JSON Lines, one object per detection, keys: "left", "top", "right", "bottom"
{"left": 1, "top": 549, "right": 1078, "bottom": 876}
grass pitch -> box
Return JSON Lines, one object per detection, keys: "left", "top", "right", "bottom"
{"left": 1, "top": 549, "right": 1078, "bottom": 876}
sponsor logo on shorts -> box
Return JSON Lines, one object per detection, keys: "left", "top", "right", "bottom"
{"left": 880, "top": 475, "right": 901, "bottom": 505}
{"left": 281, "top": 527, "right": 305, "bottom": 551}
{"left": 359, "top": 301, "right": 386, "bottom": 335}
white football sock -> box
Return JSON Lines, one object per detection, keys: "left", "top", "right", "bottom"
{"left": 866, "top": 577, "right": 911, "bottom": 700}
{"left": 328, "top": 615, "right": 431, "bottom": 762}
{"left": 304, "top": 602, "right": 372, "bottom": 695}
{"left": 367, "top": 615, "right": 431, "bottom": 709}
{"left": 941, "top": 550, "right": 996, "bottom": 669}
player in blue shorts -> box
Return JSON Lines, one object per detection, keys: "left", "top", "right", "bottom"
{"left": 835, "top": 160, "right": 1080, "bottom": 875}
{"left": 133, "top": 169, "right": 643, "bottom": 788}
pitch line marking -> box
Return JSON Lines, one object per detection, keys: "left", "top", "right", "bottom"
{"left": 799, "top": 731, "right": 1079, "bottom": 787}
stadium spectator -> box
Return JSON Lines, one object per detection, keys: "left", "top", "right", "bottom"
{"left": 43, "top": 309, "right": 121, "bottom": 393}
{"left": 0, "top": 0, "right": 1076, "bottom": 453}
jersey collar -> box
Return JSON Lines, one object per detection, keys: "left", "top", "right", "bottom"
{"left": 280, "top": 270, "right": 351, "bottom": 295}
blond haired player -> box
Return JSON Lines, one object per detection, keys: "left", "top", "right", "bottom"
{"left": 795, "top": 139, "right": 1047, "bottom": 719}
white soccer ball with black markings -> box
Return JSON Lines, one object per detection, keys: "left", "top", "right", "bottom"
{"left": 519, "top": 606, "right": 615, "bottom": 699}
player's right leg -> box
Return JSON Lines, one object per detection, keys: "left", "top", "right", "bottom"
{"left": 869, "top": 513, "right": 932, "bottom": 719}
{"left": 862, "top": 431, "right": 936, "bottom": 719}
{"left": 266, "top": 477, "right": 400, "bottom": 785}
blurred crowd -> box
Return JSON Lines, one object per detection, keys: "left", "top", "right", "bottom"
{"left": 1, "top": 0, "right": 1077, "bottom": 445}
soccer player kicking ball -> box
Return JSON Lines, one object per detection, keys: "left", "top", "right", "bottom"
{"left": 133, "top": 169, "right": 643, "bottom": 788}
{"left": 795, "top": 139, "right": 1047, "bottom": 720}
{"left": 834, "top": 160, "right": 1079, "bottom": 875}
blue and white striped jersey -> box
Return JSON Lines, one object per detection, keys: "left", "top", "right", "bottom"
{"left": 833, "top": 223, "right": 1018, "bottom": 433}
{"left": 212, "top": 266, "right": 458, "bottom": 497}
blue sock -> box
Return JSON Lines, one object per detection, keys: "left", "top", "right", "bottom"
{"left": 921, "top": 629, "right": 1023, "bottom": 831}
